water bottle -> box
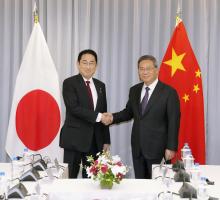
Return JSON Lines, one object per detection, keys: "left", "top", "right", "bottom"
{"left": 183, "top": 154, "right": 194, "bottom": 171}
{"left": 197, "top": 177, "right": 209, "bottom": 200}
{"left": 190, "top": 163, "right": 201, "bottom": 186}
{"left": 0, "top": 172, "right": 5, "bottom": 198}
{"left": 11, "top": 156, "right": 17, "bottom": 180}
{"left": 0, "top": 172, "right": 8, "bottom": 199}
{"left": 11, "top": 157, "right": 24, "bottom": 179}
{"left": 23, "top": 148, "right": 32, "bottom": 163}
{"left": 181, "top": 143, "right": 191, "bottom": 159}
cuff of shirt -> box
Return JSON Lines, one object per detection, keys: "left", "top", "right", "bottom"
{"left": 96, "top": 113, "right": 102, "bottom": 122}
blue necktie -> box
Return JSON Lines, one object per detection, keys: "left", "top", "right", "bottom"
{"left": 141, "top": 87, "right": 150, "bottom": 115}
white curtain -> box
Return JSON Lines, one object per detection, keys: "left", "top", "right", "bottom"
{"left": 1, "top": 0, "right": 220, "bottom": 177}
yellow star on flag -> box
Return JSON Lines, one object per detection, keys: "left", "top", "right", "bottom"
{"left": 195, "top": 69, "right": 201, "bottom": 78}
{"left": 182, "top": 94, "right": 190, "bottom": 102}
{"left": 193, "top": 84, "right": 200, "bottom": 93}
{"left": 163, "top": 48, "right": 186, "bottom": 77}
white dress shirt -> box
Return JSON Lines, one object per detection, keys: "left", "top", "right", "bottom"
{"left": 83, "top": 77, "right": 102, "bottom": 122}
{"left": 140, "top": 78, "right": 158, "bottom": 102}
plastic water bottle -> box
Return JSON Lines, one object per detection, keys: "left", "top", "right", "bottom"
{"left": 197, "top": 177, "right": 209, "bottom": 200}
{"left": 0, "top": 171, "right": 5, "bottom": 198}
{"left": 11, "top": 156, "right": 18, "bottom": 179}
{"left": 183, "top": 154, "right": 194, "bottom": 170}
{"left": 0, "top": 172, "right": 8, "bottom": 199}
{"left": 11, "top": 156, "right": 24, "bottom": 179}
{"left": 190, "top": 163, "right": 201, "bottom": 186}
{"left": 23, "top": 148, "right": 32, "bottom": 163}
{"left": 181, "top": 143, "right": 191, "bottom": 159}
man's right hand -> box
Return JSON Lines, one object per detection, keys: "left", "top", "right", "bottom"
{"left": 101, "top": 113, "right": 113, "bottom": 125}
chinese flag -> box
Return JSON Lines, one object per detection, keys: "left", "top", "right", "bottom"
{"left": 159, "top": 18, "right": 206, "bottom": 164}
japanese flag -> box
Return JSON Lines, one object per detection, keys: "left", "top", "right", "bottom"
{"left": 5, "top": 22, "right": 62, "bottom": 161}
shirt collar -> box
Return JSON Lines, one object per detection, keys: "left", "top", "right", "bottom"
{"left": 144, "top": 78, "right": 158, "bottom": 91}
{"left": 82, "top": 76, "right": 93, "bottom": 83}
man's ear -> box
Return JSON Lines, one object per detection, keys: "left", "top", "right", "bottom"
{"left": 77, "top": 61, "right": 80, "bottom": 69}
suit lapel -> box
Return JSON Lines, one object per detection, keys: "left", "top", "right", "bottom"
{"left": 135, "top": 83, "right": 144, "bottom": 116}
{"left": 93, "top": 78, "right": 101, "bottom": 111}
{"left": 76, "top": 74, "right": 91, "bottom": 109}
{"left": 142, "top": 81, "right": 164, "bottom": 117}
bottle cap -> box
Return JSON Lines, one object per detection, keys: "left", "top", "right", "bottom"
{"left": 12, "top": 156, "right": 18, "bottom": 161}
{"left": 0, "top": 172, "right": 5, "bottom": 176}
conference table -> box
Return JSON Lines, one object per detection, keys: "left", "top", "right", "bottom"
{"left": 1, "top": 163, "right": 220, "bottom": 199}
{"left": 24, "top": 174, "right": 220, "bottom": 200}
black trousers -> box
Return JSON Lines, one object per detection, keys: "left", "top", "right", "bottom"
{"left": 64, "top": 136, "right": 98, "bottom": 178}
{"left": 132, "top": 152, "right": 163, "bottom": 179}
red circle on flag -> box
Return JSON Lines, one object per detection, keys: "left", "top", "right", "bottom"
{"left": 16, "top": 89, "right": 61, "bottom": 151}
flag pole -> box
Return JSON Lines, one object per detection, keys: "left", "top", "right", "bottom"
{"left": 33, "top": 2, "right": 39, "bottom": 24}
{"left": 176, "top": 0, "right": 182, "bottom": 25}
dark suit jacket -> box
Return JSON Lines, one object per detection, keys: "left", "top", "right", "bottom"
{"left": 113, "top": 80, "right": 180, "bottom": 159}
{"left": 59, "top": 74, "right": 110, "bottom": 152}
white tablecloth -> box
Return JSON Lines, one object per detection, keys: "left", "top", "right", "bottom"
{"left": 42, "top": 179, "right": 160, "bottom": 200}
{"left": 1, "top": 164, "right": 220, "bottom": 199}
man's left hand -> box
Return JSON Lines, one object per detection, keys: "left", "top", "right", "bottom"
{"left": 165, "top": 149, "right": 176, "bottom": 161}
{"left": 103, "top": 144, "right": 110, "bottom": 152}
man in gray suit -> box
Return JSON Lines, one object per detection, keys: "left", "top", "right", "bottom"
{"left": 59, "top": 49, "right": 110, "bottom": 178}
{"left": 104, "top": 55, "right": 180, "bottom": 179}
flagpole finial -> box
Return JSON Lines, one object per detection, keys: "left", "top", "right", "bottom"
{"left": 33, "top": 2, "right": 39, "bottom": 24}
{"left": 176, "top": 16, "right": 182, "bottom": 26}
{"left": 176, "top": 0, "right": 182, "bottom": 26}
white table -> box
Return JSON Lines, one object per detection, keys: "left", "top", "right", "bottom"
{"left": 1, "top": 164, "right": 220, "bottom": 199}
{"left": 33, "top": 179, "right": 162, "bottom": 200}
{"left": 37, "top": 176, "right": 220, "bottom": 200}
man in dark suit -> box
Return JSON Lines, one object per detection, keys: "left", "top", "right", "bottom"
{"left": 104, "top": 55, "right": 180, "bottom": 179}
{"left": 59, "top": 49, "right": 110, "bottom": 178}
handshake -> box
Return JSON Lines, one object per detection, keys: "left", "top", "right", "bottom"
{"left": 101, "top": 113, "right": 113, "bottom": 125}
